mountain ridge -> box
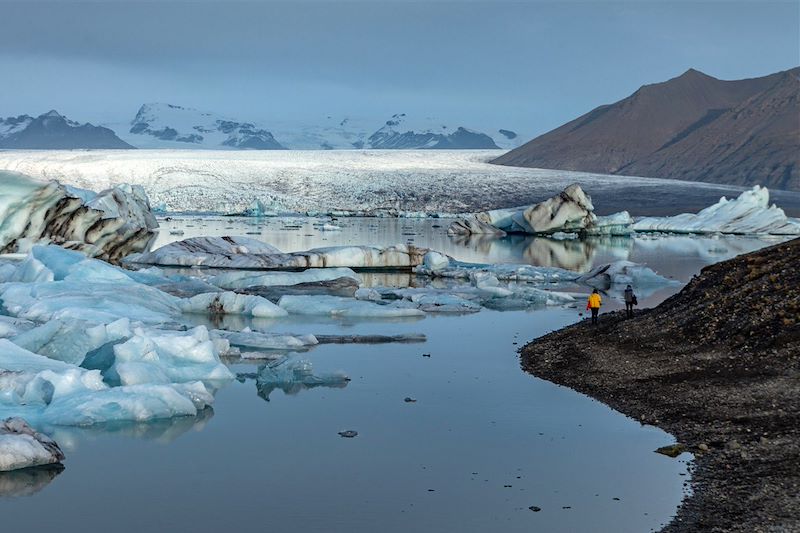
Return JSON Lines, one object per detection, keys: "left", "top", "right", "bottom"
{"left": 0, "top": 110, "right": 134, "bottom": 150}
{"left": 493, "top": 67, "right": 800, "bottom": 190}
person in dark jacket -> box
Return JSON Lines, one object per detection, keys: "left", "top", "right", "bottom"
{"left": 624, "top": 284, "right": 637, "bottom": 318}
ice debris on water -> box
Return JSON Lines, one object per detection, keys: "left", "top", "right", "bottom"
{"left": 255, "top": 358, "right": 350, "bottom": 400}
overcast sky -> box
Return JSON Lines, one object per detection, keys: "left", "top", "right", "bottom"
{"left": 0, "top": 0, "right": 798, "bottom": 136}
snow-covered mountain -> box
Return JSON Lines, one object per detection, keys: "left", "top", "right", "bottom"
{"left": 99, "top": 104, "right": 525, "bottom": 150}
{"left": 0, "top": 111, "right": 133, "bottom": 149}
{"left": 122, "top": 103, "right": 285, "bottom": 150}
{"left": 366, "top": 113, "right": 500, "bottom": 149}
{"left": 272, "top": 113, "right": 523, "bottom": 150}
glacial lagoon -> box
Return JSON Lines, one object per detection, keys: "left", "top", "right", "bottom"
{"left": 1, "top": 215, "right": 783, "bottom": 532}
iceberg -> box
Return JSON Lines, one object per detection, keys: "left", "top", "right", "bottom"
{"left": 107, "top": 326, "right": 234, "bottom": 386}
{"left": 38, "top": 383, "right": 213, "bottom": 426}
{"left": 0, "top": 338, "right": 223, "bottom": 427}
{"left": 255, "top": 359, "right": 350, "bottom": 400}
{"left": 0, "top": 418, "right": 64, "bottom": 472}
{"left": 179, "top": 292, "right": 288, "bottom": 318}
{"left": 632, "top": 186, "right": 800, "bottom": 235}
{"left": 127, "top": 237, "right": 429, "bottom": 270}
{"left": 415, "top": 257, "right": 674, "bottom": 288}
{"left": 577, "top": 261, "right": 679, "bottom": 288}
{"left": 0, "top": 171, "right": 157, "bottom": 263}
{"left": 448, "top": 185, "right": 633, "bottom": 236}
{"left": 11, "top": 317, "right": 132, "bottom": 366}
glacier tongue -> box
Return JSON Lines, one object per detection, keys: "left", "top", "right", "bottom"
{"left": 0, "top": 171, "right": 158, "bottom": 263}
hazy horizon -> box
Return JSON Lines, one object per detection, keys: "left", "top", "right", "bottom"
{"left": 1, "top": 0, "right": 798, "bottom": 137}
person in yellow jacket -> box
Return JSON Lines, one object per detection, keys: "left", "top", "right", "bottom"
{"left": 586, "top": 288, "right": 602, "bottom": 325}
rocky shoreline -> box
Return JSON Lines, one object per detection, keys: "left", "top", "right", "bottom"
{"left": 520, "top": 238, "right": 799, "bottom": 532}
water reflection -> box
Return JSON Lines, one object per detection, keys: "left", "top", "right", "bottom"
{"left": 48, "top": 408, "right": 215, "bottom": 447}
{"left": 0, "top": 464, "right": 64, "bottom": 498}
{"left": 237, "top": 359, "right": 350, "bottom": 401}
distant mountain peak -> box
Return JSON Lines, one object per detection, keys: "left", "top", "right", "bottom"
{"left": 0, "top": 110, "right": 133, "bottom": 150}
{"left": 125, "top": 103, "right": 284, "bottom": 150}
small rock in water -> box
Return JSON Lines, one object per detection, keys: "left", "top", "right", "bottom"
{"left": 654, "top": 443, "right": 686, "bottom": 458}
{"left": 404, "top": 397, "right": 417, "bottom": 403}
{"left": 529, "top": 506, "right": 541, "bottom": 512}
{"left": 338, "top": 430, "right": 358, "bottom": 438}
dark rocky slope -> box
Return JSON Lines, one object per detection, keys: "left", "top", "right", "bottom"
{"left": 521, "top": 238, "right": 799, "bottom": 532}
{"left": 494, "top": 68, "right": 800, "bottom": 191}
{"left": 0, "top": 110, "right": 133, "bottom": 149}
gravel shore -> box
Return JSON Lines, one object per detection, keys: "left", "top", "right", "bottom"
{"left": 520, "top": 238, "right": 799, "bottom": 532}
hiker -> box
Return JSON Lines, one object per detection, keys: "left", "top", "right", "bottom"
{"left": 586, "top": 288, "right": 602, "bottom": 325}
{"left": 624, "top": 284, "right": 637, "bottom": 318}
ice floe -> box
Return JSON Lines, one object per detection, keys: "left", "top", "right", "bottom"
{"left": 208, "top": 267, "right": 359, "bottom": 290}
{"left": 254, "top": 359, "right": 350, "bottom": 400}
{"left": 278, "top": 295, "right": 425, "bottom": 318}
{"left": 0, "top": 171, "right": 157, "bottom": 263}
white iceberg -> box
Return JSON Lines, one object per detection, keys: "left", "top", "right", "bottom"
{"left": 11, "top": 317, "right": 132, "bottom": 366}
{"left": 0, "top": 171, "right": 157, "bottom": 263}
{"left": 0, "top": 418, "right": 64, "bottom": 472}
{"left": 632, "top": 186, "right": 800, "bottom": 235}
{"left": 107, "top": 326, "right": 234, "bottom": 386}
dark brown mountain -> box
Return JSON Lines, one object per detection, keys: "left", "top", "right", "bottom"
{"left": 493, "top": 68, "right": 800, "bottom": 191}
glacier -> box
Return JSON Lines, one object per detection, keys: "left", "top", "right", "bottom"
{"left": 4, "top": 149, "right": 788, "bottom": 217}
{"left": 0, "top": 170, "right": 157, "bottom": 262}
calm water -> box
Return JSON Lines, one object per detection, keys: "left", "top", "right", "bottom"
{"left": 3, "top": 217, "right": 777, "bottom": 532}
